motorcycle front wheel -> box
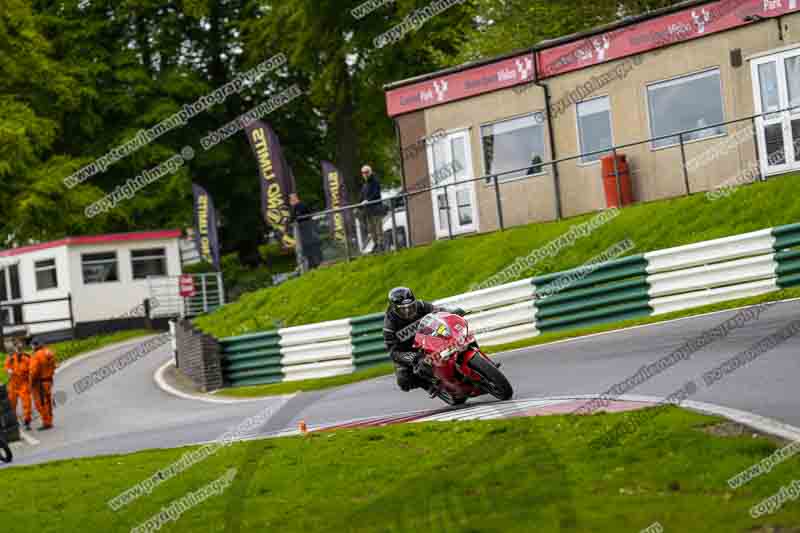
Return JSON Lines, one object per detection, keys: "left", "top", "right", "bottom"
{"left": 468, "top": 355, "right": 513, "bottom": 401}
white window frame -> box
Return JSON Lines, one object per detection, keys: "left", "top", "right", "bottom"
{"left": 425, "top": 126, "right": 480, "bottom": 238}
{"left": 646, "top": 67, "right": 728, "bottom": 151}
{"left": 131, "top": 247, "right": 168, "bottom": 280}
{"left": 750, "top": 47, "right": 800, "bottom": 177}
{"left": 82, "top": 251, "right": 120, "bottom": 284}
{"left": 479, "top": 111, "right": 548, "bottom": 185}
{"left": 34, "top": 258, "right": 58, "bottom": 291}
{"left": 576, "top": 95, "right": 614, "bottom": 166}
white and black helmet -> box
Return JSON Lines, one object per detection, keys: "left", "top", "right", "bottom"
{"left": 389, "top": 287, "right": 418, "bottom": 320}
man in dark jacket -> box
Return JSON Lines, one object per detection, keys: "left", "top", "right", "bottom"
{"left": 289, "top": 193, "right": 323, "bottom": 269}
{"left": 383, "top": 287, "right": 465, "bottom": 392}
{"left": 359, "top": 165, "right": 385, "bottom": 253}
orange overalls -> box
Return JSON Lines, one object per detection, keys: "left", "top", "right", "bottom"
{"left": 29, "top": 347, "right": 56, "bottom": 428}
{"left": 4, "top": 352, "right": 32, "bottom": 425}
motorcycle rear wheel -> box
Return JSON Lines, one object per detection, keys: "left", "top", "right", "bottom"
{"left": 468, "top": 355, "right": 513, "bottom": 401}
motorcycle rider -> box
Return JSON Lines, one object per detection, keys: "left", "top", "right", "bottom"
{"left": 383, "top": 287, "right": 465, "bottom": 392}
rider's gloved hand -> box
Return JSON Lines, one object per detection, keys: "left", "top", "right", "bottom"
{"left": 394, "top": 351, "right": 421, "bottom": 367}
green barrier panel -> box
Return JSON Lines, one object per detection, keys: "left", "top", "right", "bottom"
{"left": 536, "top": 276, "right": 647, "bottom": 307}
{"left": 533, "top": 254, "right": 651, "bottom": 334}
{"left": 219, "top": 336, "right": 281, "bottom": 355}
{"left": 350, "top": 313, "right": 385, "bottom": 336}
{"left": 536, "top": 301, "right": 653, "bottom": 333}
{"left": 219, "top": 329, "right": 280, "bottom": 344}
{"left": 533, "top": 261, "right": 648, "bottom": 295}
{"left": 226, "top": 364, "right": 284, "bottom": 380}
{"left": 226, "top": 373, "right": 284, "bottom": 387}
{"left": 777, "top": 273, "right": 800, "bottom": 288}
{"left": 773, "top": 223, "right": 800, "bottom": 250}
{"left": 531, "top": 254, "right": 646, "bottom": 285}
{"left": 219, "top": 329, "right": 284, "bottom": 387}
{"left": 221, "top": 347, "right": 282, "bottom": 364}
{"left": 774, "top": 249, "right": 800, "bottom": 288}
{"left": 352, "top": 332, "right": 390, "bottom": 369}
{"left": 536, "top": 285, "right": 650, "bottom": 320}
{"left": 223, "top": 356, "right": 283, "bottom": 373}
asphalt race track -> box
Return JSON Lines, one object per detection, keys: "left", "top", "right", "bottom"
{"left": 7, "top": 299, "right": 800, "bottom": 467}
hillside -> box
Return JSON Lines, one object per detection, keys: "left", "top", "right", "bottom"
{"left": 194, "top": 174, "right": 800, "bottom": 338}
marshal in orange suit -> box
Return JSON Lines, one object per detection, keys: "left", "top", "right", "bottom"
{"left": 29, "top": 338, "right": 56, "bottom": 431}
{"left": 4, "top": 338, "right": 32, "bottom": 430}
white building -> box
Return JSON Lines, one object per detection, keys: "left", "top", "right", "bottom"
{"left": 0, "top": 229, "right": 183, "bottom": 338}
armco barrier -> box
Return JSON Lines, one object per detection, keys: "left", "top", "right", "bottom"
{"left": 219, "top": 330, "right": 283, "bottom": 387}
{"left": 351, "top": 313, "right": 389, "bottom": 371}
{"left": 533, "top": 254, "right": 651, "bottom": 333}
{"left": 207, "top": 222, "right": 800, "bottom": 389}
{"left": 774, "top": 222, "right": 800, "bottom": 288}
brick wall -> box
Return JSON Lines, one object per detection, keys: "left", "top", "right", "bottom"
{"left": 174, "top": 320, "right": 223, "bottom": 392}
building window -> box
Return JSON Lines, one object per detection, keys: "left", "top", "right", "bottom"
{"left": 9, "top": 264, "right": 20, "bottom": 299}
{"left": 481, "top": 113, "right": 546, "bottom": 182}
{"left": 35, "top": 259, "right": 58, "bottom": 290}
{"left": 82, "top": 252, "right": 119, "bottom": 284}
{"left": 647, "top": 69, "right": 726, "bottom": 149}
{"left": 577, "top": 96, "right": 613, "bottom": 163}
{"left": 131, "top": 248, "right": 167, "bottom": 279}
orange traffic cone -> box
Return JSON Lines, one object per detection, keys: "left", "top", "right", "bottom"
{"left": 298, "top": 419, "right": 308, "bottom": 434}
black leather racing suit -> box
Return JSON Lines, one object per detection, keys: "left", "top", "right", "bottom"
{"left": 383, "top": 300, "right": 445, "bottom": 391}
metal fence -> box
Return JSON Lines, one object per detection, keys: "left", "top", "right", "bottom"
{"left": 148, "top": 273, "right": 225, "bottom": 319}
{"left": 293, "top": 194, "right": 409, "bottom": 270}
{"left": 0, "top": 295, "right": 75, "bottom": 346}
{"left": 293, "top": 103, "right": 794, "bottom": 270}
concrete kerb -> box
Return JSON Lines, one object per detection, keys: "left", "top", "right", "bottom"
{"left": 154, "top": 359, "right": 297, "bottom": 404}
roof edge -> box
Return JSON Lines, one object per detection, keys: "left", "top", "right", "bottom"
{"left": 0, "top": 229, "right": 183, "bottom": 258}
{"left": 383, "top": 0, "right": 716, "bottom": 92}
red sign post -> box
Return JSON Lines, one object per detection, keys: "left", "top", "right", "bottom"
{"left": 179, "top": 274, "right": 196, "bottom": 298}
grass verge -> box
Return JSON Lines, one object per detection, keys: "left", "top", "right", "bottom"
{"left": 0, "top": 329, "right": 154, "bottom": 385}
{"left": 0, "top": 409, "right": 798, "bottom": 532}
{"left": 195, "top": 172, "right": 800, "bottom": 338}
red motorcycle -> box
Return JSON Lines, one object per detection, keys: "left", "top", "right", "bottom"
{"left": 413, "top": 311, "right": 513, "bottom": 405}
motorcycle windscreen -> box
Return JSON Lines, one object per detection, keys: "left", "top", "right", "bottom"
{"left": 414, "top": 314, "right": 452, "bottom": 353}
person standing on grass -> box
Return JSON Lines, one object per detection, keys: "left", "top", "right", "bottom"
{"left": 359, "top": 165, "right": 385, "bottom": 253}
{"left": 29, "top": 338, "right": 56, "bottom": 431}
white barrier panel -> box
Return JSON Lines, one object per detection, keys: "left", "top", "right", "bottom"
{"left": 280, "top": 338, "right": 354, "bottom": 366}
{"left": 278, "top": 318, "right": 352, "bottom": 347}
{"left": 645, "top": 229, "right": 775, "bottom": 274}
{"left": 648, "top": 254, "right": 778, "bottom": 298}
{"left": 476, "top": 323, "right": 540, "bottom": 347}
{"left": 650, "top": 278, "right": 779, "bottom": 316}
{"left": 282, "top": 359, "right": 355, "bottom": 382}
{"left": 467, "top": 301, "right": 537, "bottom": 334}
{"left": 435, "top": 279, "right": 535, "bottom": 312}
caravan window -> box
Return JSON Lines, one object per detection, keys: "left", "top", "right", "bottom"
{"left": 131, "top": 248, "right": 167, "bottom": 279}
{"left": 82, "top": 252, "right": 119, "bottom": 284}
{"left": 35, "top": 259, "right": 58, "bottom": 290}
